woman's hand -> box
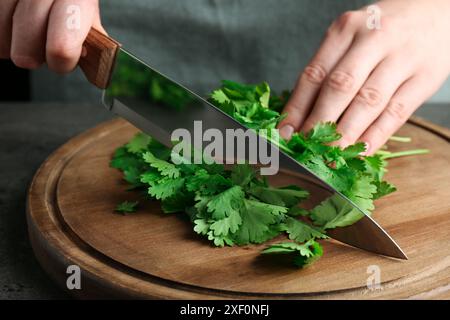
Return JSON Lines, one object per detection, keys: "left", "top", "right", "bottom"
{"left": 278, "top": 0, "right": 450, "bottom": 154}
{"left": 0, "top": 0, "right": 104, "bottom": 73}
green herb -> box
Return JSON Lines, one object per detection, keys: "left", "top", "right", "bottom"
{"left": 111, "top": 80, "right": 428, "bottom": 267}
{"left": 115, "top": 201, "right": 139, "bottom": 214}
{"left": 389, "top": 135, "right": 412, "bottom": 143}
{"left": 262, "top": 240, "right": 324, "bottom": 267}
{"left": 376, "top": 149, "right": 430, "bottom": 160}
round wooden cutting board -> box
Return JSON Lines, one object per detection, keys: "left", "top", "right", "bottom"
{"left": 27, "top": 116, "right": 450, "bottom": 299}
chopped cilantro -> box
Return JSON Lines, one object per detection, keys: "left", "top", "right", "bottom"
{"left": 111, "top": 80, "right": 428, "bottom": 267}
{"left": 115, "top": 201, "right": 139, "bottom": 214}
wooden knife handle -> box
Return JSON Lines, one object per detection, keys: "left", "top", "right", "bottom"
{"left": 79, "top": 28, "right": 121, "bottom": 89}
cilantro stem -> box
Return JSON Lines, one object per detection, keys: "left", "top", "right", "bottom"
{"left": 389, "top": 135, "right": 412, "bottom": 143}
{"left": 375, "top": 150, "right": 391, "bottom": 156}
{"left": 276, "top": 142, "right": 295, "bottom": 156}
{"left": 378, "top": 149, "right": 430, "bottom": 159}
{"left": 265, "top": 136, "right": 294, "bottom": 156}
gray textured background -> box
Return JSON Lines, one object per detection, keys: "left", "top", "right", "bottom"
{"left": 31, "top": 0, "right": 450, "bottom": 103}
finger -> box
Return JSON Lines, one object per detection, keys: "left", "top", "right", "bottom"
{"left": 335, "top": 54, "right": 415, "bottom": 147}
{"left": 300, "top": 33, "right": 388, "bottom": 133}
{"left": 0, "top": 0, "right": 18, "bottom": 59}
{"left": 46, "top": 0, "right": 100, "bottom": 73}
{"left": 92, "top": 10, "right": 106, "bottom": 34}
{"left": 278, "top": 11, "right": 358, "bottom": 139}
{"left": 79, "top": 9, "right": 105, "bottom": 58}
{"left": 10, "top": 0, "right": 54, "bottom": 69}
{"left": 359, "top": 75, "right": 434, "bottom": 155}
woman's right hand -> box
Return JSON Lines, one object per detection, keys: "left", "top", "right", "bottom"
{"left": 0, "top": 0, "right": 104, "bottom": 73}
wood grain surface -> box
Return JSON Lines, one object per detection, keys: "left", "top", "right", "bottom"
{"left": 27, "top": 117, "right": 450, "bottom": 299}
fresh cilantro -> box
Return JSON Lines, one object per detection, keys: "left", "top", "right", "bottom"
{"left": 280, "top": 217, "right": 328, "bottom": 242}
{"left": 126, "top": 132, "right": 152, "bottom": 154}
{"left": 143, "top": 151, "right": 180, "bottom": 178}
{"left": 373, "top": 180, "right": 397, "bottom": 199}
{"left": 231, "top": 164, "right": 255, "bottom": 186}
{"left": 148, "top": 177, "right": 185, "bottom": 200}
{"left": 193, "top": 218, "right": 210, "bottom": 235}
{"left": 110, "top": 146, "right": 145, "bottom": 172}
{"left": 342, "top": 142, "right": 366, "bottom": 159}
{"left": 262, "top": 240, "right": 324, "bottom": 268}
{"left": 111, "top": 80, "right": 428, "bottom": 268}
{"left": 210, "top": 210, "right": 242, "bottom": 236}
{"left": 123, "top": 166, "right": 145, "bottom": 188}
{"left": 231, "top": 199, "right": 285, "bottom": 245}
{"left": 248, "top": 185, "right": 309, "bottom": 207}
{"left": 115, "top": 201, "right": 139, "bottom": 214}
{"left": 307, "top": 122, "right": 341, "bottom": 143}
{"left": 206, "top": 186, "right": 245, "bottom": 220}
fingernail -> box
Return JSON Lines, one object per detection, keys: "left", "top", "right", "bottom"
{"left": 279, "top": 125, "right": 294, "bottom": 140}
{"left": 361, "top": 142, "right": 370, "bottom": 156}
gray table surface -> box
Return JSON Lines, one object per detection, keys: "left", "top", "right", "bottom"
{"left": 0, "top": 102, "right": 448, "bottom": 300}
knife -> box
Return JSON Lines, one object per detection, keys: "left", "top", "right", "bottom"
{"left": 79, "top": 28, "right": 407, "bottom": 260}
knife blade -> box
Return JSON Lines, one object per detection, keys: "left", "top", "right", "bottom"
{"left": 79, "top": 28, "right": 407, "bottom": 260}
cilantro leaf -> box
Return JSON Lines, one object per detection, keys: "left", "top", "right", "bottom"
{"left": 286, "top": 206, "right": 310, "bottom": 217}
{"left": 248, "top": 185, "right": 309, "bottom": 207}
{"left": 262, "top": 240, "right": 324, "bottom": 268}
{"left": 341, "top": 142, "right": 366, "bottom": 159}
{"left": 231, "top": 164, "right": 255, "bottom": 187}
{"left": 232, "top": 199, "right": 286, "bottom": 244}
{"left": 307, "top": 122, "right": 341, "bottom": 143}
{"left": 115, "top": 201, "right": 139, "bottom": 214}
{"left": 110, "top": 146, "right": 144, "bottom": 172}
{"left": 364, "top": 155, "right": 387, "bottom": 180}
{"left": 186, "top": 169, "right": 231, "bottom": 195}
{"left": 293, "top": 240, "right": 324, "bottom": 267}
{"left": 280, "top": 217, "right": 328, "bottom": 242}
{"left": 193, "top": 218, "right": 210, "bottom": 236}
{"left": 206, "top": 186, "right": 245, "bottom": 220}
{"left": 140, "top": 170, "right": 161, "bottom": 186}
{"left": 311, "top": 195, "right": 359, "bottom": 229}
{"left": 143, "top": 151, "right": 180, "bottom": 178}
{"left": 310, "top": 189, "right": 376, "bottom": 230}
{"left": 348, "top": 175, "right": 377, "bottom": 213}
{"left": 210, "top": 80, "right": 287, "bottom": 130}
{"left": 373, "top": 180, "right": 397, "bottom": 199}
{"left": 148, "top": 177, "right": 185, "bottom": 200}
{"left": 210, "top": 210, "right": 242, "bottom": 236}
{"left": 126, "top": 132, "right": 152, "bottom": 154}
{"left": 160, "top": 192, "right": 194, "bottom": 213}
{"left": 305, "top": 157, "right": 355, "bottom": 193}
{"left": 207, "top": 230, "right": 234, "bottom": 247}
{"left": 210, "top": 88, "right": 231, "bottom": 105}
{"left": 123, "top": 166, "right": 145, "bottom": 188}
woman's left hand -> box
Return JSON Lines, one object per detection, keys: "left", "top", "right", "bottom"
{"left": 278, "top": 0, "right": 450, "bottom": 154}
